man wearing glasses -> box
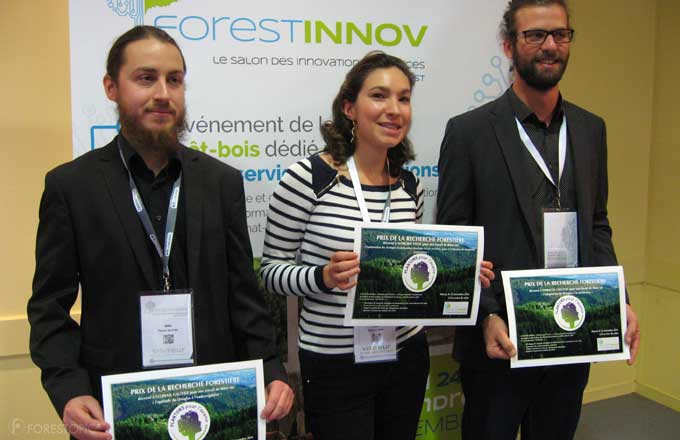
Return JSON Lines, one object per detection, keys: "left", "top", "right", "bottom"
{"left": 437, "top": 1, "right": 641, "bottom": 439}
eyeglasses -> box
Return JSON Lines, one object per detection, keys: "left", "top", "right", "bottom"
{"left": 519, "top": 28, "right": 574, "bottom": 45}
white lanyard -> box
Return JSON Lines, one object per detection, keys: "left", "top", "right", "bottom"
{"left": 515, "top": 116, "right": 567, "bottom": 189}
{"left": 347, "top": 155, "right": 397, "bottom": 363}
{"left": 347, "top": 156, "right": 391, "bottom": 223}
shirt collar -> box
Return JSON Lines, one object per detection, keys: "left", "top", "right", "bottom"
{"left": 118, "top": 134, "right": 183, "bottom": 180}
{"left": 507, "top": 86, "right": 564, "bottom": 127}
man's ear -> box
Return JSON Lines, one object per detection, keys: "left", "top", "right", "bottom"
{"left": 502, "top": 38, "right": 514, "bottom": 60}
{"left": 103, "top": 74, "right": 118, "bottom": 102}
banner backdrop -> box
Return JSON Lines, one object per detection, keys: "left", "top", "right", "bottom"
{"left": 417, "top": 344, "right": 465, "bottom": 439}
{"left": 69, "top": 0, "right": 509, "bottom": 256}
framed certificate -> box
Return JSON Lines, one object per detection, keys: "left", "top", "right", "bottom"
{"left": 502, "top": 266, "right": 630, "bottom": 368}
{"left": 345, "top": 223, "right": 484, "bottom": 326}
{"left": 102, "top": 360, "right": 266, "bottom": 440}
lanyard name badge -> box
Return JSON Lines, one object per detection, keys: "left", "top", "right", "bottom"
{"left": 347, "top": 156, "right": 397, "bottom": 363}
{"left": 117, "top": 141, "right": 196, "bottom": 368}
{"left": 515, "top": 117, "right": 578, "bottom": 269}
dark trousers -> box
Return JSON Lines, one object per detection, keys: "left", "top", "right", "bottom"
{"left": 299, "top": 332, "right": 429, "bottom": 440}
{"left": 460, "top": 363, "right": 590, "bottom": 440}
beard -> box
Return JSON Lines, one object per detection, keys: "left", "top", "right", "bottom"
{"left": 513, "top": 46, "right": 569, "bottom": 91}
{"left": 119, "top": 104, "right": 187, "bottom": 153}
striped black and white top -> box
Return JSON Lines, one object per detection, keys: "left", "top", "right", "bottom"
{"left": 260, "top": 154, "right": 424, "bottom": 355}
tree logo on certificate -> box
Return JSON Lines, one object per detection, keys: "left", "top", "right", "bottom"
{"left": 167, "top": 401, "right": 211, "bottom": 440}
{"left": 553, "top": 295, "right": 586, "bottom": 331}
{"left": 402, "top": 253, "right": 438, "bottom": 292}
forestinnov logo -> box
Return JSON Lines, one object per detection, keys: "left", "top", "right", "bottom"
{"left": 154, "top": 15, "right": 428, "bottom": 47}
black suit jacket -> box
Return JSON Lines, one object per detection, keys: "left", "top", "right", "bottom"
{"left": 436, "top": 90, "right": 619, "bottom": 370}
{"left": 28, "top": 137, "right": 286, "bottom": 416}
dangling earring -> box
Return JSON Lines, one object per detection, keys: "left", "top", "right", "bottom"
{"left": 350, "top": 120, "right": 356, "bottom": 144}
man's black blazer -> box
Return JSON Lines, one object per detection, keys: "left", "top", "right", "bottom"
{"left": 436, "top": 90, "right": 619, "bottom": 370}
{"left": 28, "top": 137, "right": 286, "bottom": 416}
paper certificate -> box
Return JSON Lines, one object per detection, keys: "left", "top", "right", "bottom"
{"left": 502, "top": 267, "right": 630, "bottom": 368}
{"left": 345, "top": 223, "right": 484, "bottom": 326}
{"left": 102, "top": 360, "right": 266, "bottom": 440}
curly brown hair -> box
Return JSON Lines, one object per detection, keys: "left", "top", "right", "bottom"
{"left": 320, "top": 51, "right": 416, "bottom": 177}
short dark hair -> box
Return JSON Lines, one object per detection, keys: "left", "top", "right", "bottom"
{"left": 106, "top": 25, "right": 186, "bottom": 81}
{"left": 321, "top": 51, "right": 416, "bottom": 177}
{"left": 500, "top": 0, "right": 570, "bottom": 43}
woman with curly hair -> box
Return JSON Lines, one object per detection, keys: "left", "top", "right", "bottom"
{"left": 260, "top": 51, "right": 493, "bottom": 439}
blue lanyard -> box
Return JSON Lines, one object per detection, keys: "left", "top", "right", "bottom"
{"left": 117, "top": 140, "right": 181, "bottom": 291}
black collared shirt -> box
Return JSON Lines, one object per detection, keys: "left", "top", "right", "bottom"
{"left": 507, "top": 87, "right": 576, "bottom": 211}
{"left": 508, "top": 87, "right": 564, "bottom": 184}
{"left": 119, "top": 135, "right": 189, "bottom": 291}
{"left": 507, "top": 88, "right": 578, "bottom": 266}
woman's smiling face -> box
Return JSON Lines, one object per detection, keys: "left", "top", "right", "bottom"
{"left": 343, "top": 66, "right": 412, "bottom": 152}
